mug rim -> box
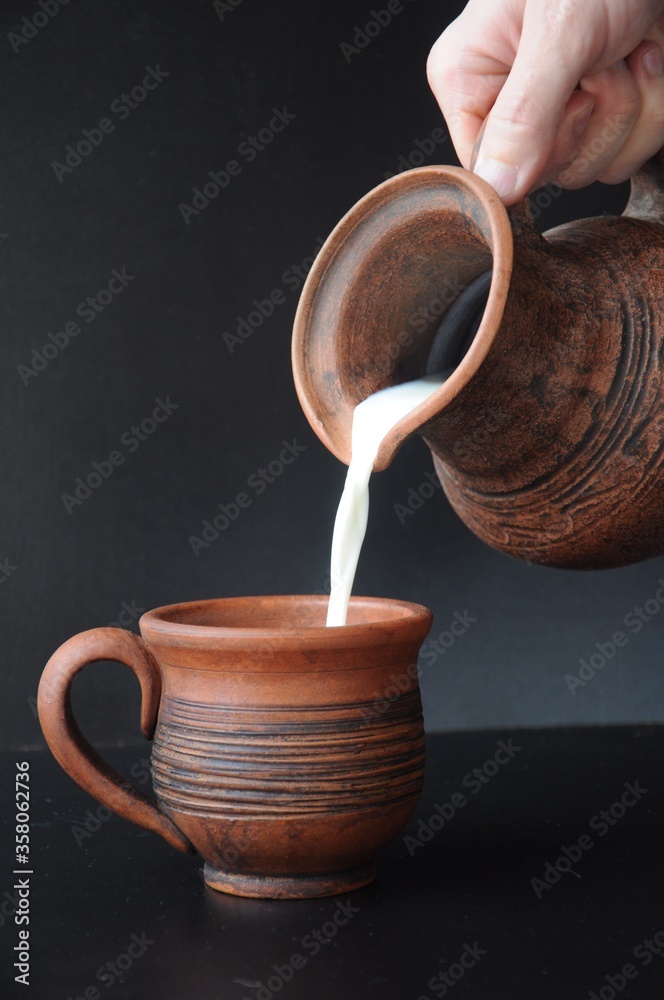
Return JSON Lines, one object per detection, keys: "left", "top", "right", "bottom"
{"left": 139, "top": 594, "right": 432, "bottom": 647}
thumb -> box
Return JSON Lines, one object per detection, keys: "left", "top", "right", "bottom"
{"left": 473, "top": 15, "right": 587, "bottom": 202}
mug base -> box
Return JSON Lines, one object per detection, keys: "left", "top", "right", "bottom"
{"left": 202, "top": 861, "right": 377, "bottom": 899}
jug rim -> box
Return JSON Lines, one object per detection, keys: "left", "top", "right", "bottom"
{"left": 292, "top": 164, "right": 514, "bottom": 470}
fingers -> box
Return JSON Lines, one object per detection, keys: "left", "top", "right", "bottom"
{"left": 555, "top": 59, "right": 643, "bottom": 189}
{"left": 426, "top": 19, "right": 509, "bottom": 170}
{"left": 596, "top": 40, "right": 664, "bottom": 183}
{"left": 470, "top": 11, "right": 593, "bottom": 202}
{"left": 532, "top": 90, "right": 596, "bottom": 189}
{"left": 427, "top": 0, "right": 664, "bottom": 204}
{"left": 556, "top": 39, "right": 664, "bottom": 190}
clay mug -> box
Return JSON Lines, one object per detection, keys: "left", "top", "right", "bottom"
{"left": 292, "top": 152, "right": 664, "bottom": 569}
{"left": 38, "top": 595, "right": 432, "bottom": 898}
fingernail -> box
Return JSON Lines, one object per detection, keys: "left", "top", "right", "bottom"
{"left": 572, "top": 101, "right": 594, "bottom": 138}
{"left": 642, "top": 43, "right": 664, "bottom": 76}
{"left": 470, "top": 120, "right": 488, "bottom": 172}
{"left": 474, "top": 156, "right": 519, "bottom": 199}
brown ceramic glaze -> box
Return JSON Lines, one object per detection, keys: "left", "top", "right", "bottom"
{"left": 292, "top": 153, "right": 664, "bottom": 568}
{"left": 38, "top": 595, "right": 432, "bottom": 898}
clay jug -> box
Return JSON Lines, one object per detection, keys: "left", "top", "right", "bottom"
{"left": 292, "top": 154, "right": 664, "bottom": 568}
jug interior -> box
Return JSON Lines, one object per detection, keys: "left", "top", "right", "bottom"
{"left": 426, "top": 270, "right": 492, "bottom": 376}
{"left": 292, "top": 167, "right": 513, "bottom": 468}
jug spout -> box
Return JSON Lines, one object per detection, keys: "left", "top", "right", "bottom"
{"left": 292, "top": 166, "right": 515, "bottom": 472}
{"left": 292, "top": 161, "right": 664, "bottom": 569}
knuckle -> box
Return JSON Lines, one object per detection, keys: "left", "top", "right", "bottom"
{"left": 539, "top": 0, "right": 600, "bottom": 54}
{"left": 490, "top": 96, "right": 552, "bottom": 139}
{"left": 425, "top": 41, "right": 441, "bottom": 80}
{"left": 583, "top": 72, "right": 642, "bottom": 124}
{"left": 542, "top": 0, "right": 581, "bottom": 28}
{"left": 597, "top": 164, "right": 633, "bottom": 185}
{"left": 647, "top": 103, "right": 664, "bottom": 129}
{"left": 616, "top": 91, "right": 643, "bottom": 124}
{"left": 599, "top": 125, "right": 664, "bottom": 184}
{"left": 558, "top": 170, "right": 595, "bottom": 190}
{"left": 426, "top": 31, "right": 458, "bottom": 88}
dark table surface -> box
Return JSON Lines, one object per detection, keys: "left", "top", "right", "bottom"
{"left": 1, "top": 726, "right": 663, "bottom": 999}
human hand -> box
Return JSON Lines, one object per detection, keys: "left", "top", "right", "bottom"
{"left": 427, "top": 0, "right": 664, "bottom": 204}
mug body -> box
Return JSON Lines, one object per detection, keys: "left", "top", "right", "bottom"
{"left": 140, "top": 595, "right": 432, "bottom": 898}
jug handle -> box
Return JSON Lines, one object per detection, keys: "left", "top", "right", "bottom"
{"left": 624, "top": 147, "right": 664, "bottom": 223}
{"left": 507, "top": 197, "right": 544, "bottom": 242}
{"left": 37, "top": 627, "right": 194, "bottom": 854}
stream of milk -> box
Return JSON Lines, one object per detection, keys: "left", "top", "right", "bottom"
{"left": 326, "top": 375, "right": 446, "bottom": 627}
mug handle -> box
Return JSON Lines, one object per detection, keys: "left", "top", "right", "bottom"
{"left": 38, "top": 627, "right": 194, "bottom": 854}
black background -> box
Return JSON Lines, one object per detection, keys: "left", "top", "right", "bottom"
{"left": 2, "top": 0, "right": 664, "bottom": 754}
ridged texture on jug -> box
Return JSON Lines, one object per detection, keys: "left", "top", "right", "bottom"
{"left": 292, "top": 159, "right": 664, "bottom": 569}
{"left": 431, "top": 207, "right": 664, "bottom": 567}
